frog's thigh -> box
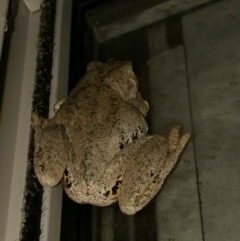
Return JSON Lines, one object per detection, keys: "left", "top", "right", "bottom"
{"left": 34, "top": 124, "right": 69, "bottom": 187}
{"left": 119, "top": 127, "right": 190, "bottom": 215}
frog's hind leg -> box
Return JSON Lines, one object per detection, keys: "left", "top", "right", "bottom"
{"left": 32, "top": 113, "right": 69, "bottom": 187}
{"left": 119, "top": 126, "right": 190, "bottom": 215}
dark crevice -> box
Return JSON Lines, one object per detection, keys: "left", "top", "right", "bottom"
{"left": 21, "top": 1, "right": 57, "bottom": 240}
{"left": 182, "top": 26, "right": 206, "bottom": 241}
{"left": 165, "top": 14, "right": 183, "bottom": 49}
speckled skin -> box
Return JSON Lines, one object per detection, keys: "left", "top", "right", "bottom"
{"left": 32, "top": 61, "right": 190, "bottom": 215}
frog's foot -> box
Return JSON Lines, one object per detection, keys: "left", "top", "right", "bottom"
{"left": 168, "top": 125, "right": 191, "bottom": 159}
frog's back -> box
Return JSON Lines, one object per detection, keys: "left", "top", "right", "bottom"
{"left": 59, "top": 61, "right": 148, "bottom": 204}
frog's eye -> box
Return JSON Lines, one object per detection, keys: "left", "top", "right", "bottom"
{"left": 53, "top": 98, "right": 67, "bottom": 113}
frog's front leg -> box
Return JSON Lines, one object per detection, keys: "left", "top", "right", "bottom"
{"left": 119, "top": 126, "right": 190, "bottom": 215}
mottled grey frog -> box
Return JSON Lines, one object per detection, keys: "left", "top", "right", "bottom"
{"left": 32, "top": 61, "right": 190, "bottom": 215}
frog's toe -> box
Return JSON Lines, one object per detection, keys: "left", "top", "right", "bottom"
{"left": 168, "top": 125, "right": 180, "bottom": 151}
{"left": 53, "top": 97, "right": 67, "bottom": 113}
{"left": 168, "top": 126, "right": 190, "bottom": 155}
{"left": 119, "top": 203, "right": 138, "bottom": 215}
{"left": 174, "top": 132, "right": 191, "bottom": 158}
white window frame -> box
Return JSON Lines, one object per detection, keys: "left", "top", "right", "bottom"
{"left": 0, "top": 0, "right": 72, "bottom": 240}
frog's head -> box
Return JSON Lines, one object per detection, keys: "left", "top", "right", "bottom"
{"left": 97, "top": 61, "right": 139, "bottom": 101}
{"left": 31, "top": 113, "right": 69, "bottom": 187}
{"left": 87, "top": 61, "right": 138, "bottom": 101}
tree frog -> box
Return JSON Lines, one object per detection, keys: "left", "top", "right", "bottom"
{"left": 32, "top": 61, "right": 190, "bottom": 215}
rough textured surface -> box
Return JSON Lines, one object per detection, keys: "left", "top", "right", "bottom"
{"left": 32, "top": 61, "right": 190, "bottom": 215}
